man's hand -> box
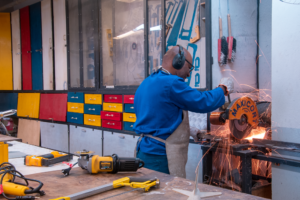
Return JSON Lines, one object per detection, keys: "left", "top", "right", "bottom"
{"left": 218, "top": 77, "right": 234, "bottom": 96}
{"left": 190, "top": 126, "right": 201, "bottom": 142}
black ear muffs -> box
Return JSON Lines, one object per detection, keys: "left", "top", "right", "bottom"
{"left": 172, "top": 45, "right": 185, "bottom": 70}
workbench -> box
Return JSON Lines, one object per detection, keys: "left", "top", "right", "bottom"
{"left": 0, "top": 134, "right": 21, "bottom": 142}
{"left": 3, "top": 141, "right": 268, "bottom": 200}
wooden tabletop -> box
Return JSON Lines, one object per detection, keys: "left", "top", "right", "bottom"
{"left": 17, "top": 167, "right": 268, "bottom": 200}
{"left": 0, "top": 134, "right": 21, "bottom": 142}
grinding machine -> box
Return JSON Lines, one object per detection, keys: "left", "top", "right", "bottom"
{"left": 209, "top": 96, "right": 271, "bottom": 140}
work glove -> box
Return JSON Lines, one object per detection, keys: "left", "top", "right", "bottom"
{"left": 219, "top": 77, "right": 234, "bottom": 96}
{"left": 190, "top": 126, "right": 201, "bottom": 142}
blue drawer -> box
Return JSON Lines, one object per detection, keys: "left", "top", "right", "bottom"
{"left": 68, "top": 92, "right": 84, "bottom": 103}
{"left": 84, "top": 104, "right": 102, "bottom": 115}
{"left": 124, "top": 122, "right": 134, "bottom": 131}
{"left": 124, "top": 104, "right": 135, "bottom": 113}
{"left": 67, "top": 112, "right": 83, "bottom": 124}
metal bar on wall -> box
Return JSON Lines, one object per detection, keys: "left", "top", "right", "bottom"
{"left": 161, "top": 0, "right": 166, "bottom": 56}
{"left": 66, "top": 0, "right": 70, "bottom": 90}
{"left": 78, "top": 0, "right": 84, "bottom": 88}
{"left": 206, "top": 0, "right": 212, "bottom": 131}
{"left": 144, "top": 0, "right": 149, "bottom": 78}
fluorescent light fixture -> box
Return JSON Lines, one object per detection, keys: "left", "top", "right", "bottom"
{"left": 150, "top": 25, "right": 161, "bottom": 31}
{"left": 114, "top": 24, "right": 144, "bottom": 39}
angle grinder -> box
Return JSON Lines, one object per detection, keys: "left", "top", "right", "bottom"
{"left": 62, "top": 150, "right": 145, "bottom": 176}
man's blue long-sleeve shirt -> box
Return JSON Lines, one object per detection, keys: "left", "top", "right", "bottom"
{"left": 133, "top": 70, "right": 225, "bottom": 155}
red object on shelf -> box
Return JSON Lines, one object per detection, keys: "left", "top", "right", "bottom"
{"left": 104, "top": 95, "right": 122, "bottom": 103}
{"left": 20, "top": 6, "right": 32, "bottom": 90}
{"left": 101, "top": 111, "right": 122, "bottom": 121}
{"left": 39, "top": 94, "right": 68, "bottom": 122}
{"left": 124, "top": 95, "right": 134, "bottom": 104}
{"left": 102, "top": 119, "right": 122, "bottom": 130}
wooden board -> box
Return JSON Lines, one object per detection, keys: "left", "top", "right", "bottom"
{"left": 41, "top": 0, "right": 54, "bottom": 90}
{"left": 0, "top": 13, "right": 13, "bottom": 90}
{"left": 0, "top": 135, "right": 21, "bottom": 142}
{"left": 17, "top": 119, "right": 40, "bottom": 146}
{"left": 11, "top": 10, "right": 22, "bottom": 90}
{"left": 19, "top": 167, "right": 268, "bottom": 200}
{"left": 53, "top": 0, "right": 68, "bottom": 90}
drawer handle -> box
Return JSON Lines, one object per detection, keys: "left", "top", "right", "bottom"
{"left": 130, "top": 125, "right": 133, "bottom": 127}
{"left": 109, "top": 97, "right": 117, "bottom": 99}
{"left": 71, "top": 117, "right": 77, "bottom": 120}
{"left": 107, "top": 122, "right": 115, "bottom": 125}
{"left": 129, "top": 97, "right": 134, "bottom": 100}
{"left": 108, "top": 106, "right": 116, "bottom": 108}
{"left": 71, "top": 96, "right": 78, "bottom": 99}
{"left": 88, "top": 119, "right": 95, "bottom": 122}
{"left": 129, "top": 116, "right": 136, "bottom": 118}
{"left": 118, "top": 135, "right": 125, "bottom": 139}
{"left": 51, "top": 125, "right": 55, "bottom": 127}
{"left": 130, "top": 107, "right": 134, "bottom": 109}
{"left": 88, "top": 108, "right": 95, "bottom": 111}
{"left": 71, "top": 107, "right": 78, "bottom": 109}
{"left": 89, "top": 98, "right": 96, "bottom": 100}
{"left": 82, "top": 129, "right": 86, "bottom": 132}
{"left": 105, "top": 114, "right": 114, "bottom": 117}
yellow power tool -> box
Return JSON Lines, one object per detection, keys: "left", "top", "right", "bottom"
{"left": 24, "top": 151, "right": 73, "bottom": 167}
{"left": 62, "top": 150, "right": 144, "bottom": 176}
{"left": 0, "top": 162, "right": 45, "bottom": 199}
{"left": 50, "top": 176, "right": 159, "bottom": 200}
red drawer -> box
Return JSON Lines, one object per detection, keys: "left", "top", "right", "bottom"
{"left": 104, "top": 95, "right": 122, "bottom": 103}
{"left": 102, "top": 119, "right": 122, "bottom": 130}
{"left": 39, "top": 93, "right": 68, "bottom": 122}
{"left": 101, "top": 111, "right": 122, "bottom": 121}
{"left": 124, "top": 95, "right": 134, "bottom": 104}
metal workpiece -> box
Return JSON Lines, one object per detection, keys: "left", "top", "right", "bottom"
{"left": 0, "top": 109, "right": 17, "bottom": 118}
{"left": 68, "top": 183, "right": 114, "bottom": 200}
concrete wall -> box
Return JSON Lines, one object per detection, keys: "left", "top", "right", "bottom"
{"left": 258, "top": 1, "right": 272, "bottom": 101}
{"left": 272, "top": 0, "right": 300, "bottom": 199}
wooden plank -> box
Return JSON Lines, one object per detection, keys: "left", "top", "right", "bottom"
{"left": 0, "top": 13, "right": 13, "bottom": 90}
{"left": 53, "top": 0, "right": 68, "bottom": 90}
{"left": 0, "top": 135, "right": 21, "bottom": 142}
{"left": 41, "top": 0, "right": 54, "bottom": 90}
{"left": 20, "top": 167, "right": 268, "bottom": 200}
{"left": 17, "top": 119, "right": 40, "bottom": 146}
{"left": 11, "top": 10, "right": 22, "bottom": 90}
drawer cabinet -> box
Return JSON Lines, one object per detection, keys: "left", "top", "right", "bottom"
{"left": 40, "top": 122, "right": 68, "bottom": 152}
{"left": 17, "top": 93, "right": 40, "bottom": 118}
{"left": 84, "top": 104, "right": 101, "bottom": 115}
{"left": 102, "top": 119, "right": 122, "bottom": 130}
{"left": 67, "top": 112, "right": 83, "bottom": 124}
{"left": 101, "top": 111, "right": 122, "bottom": 121}
{"left": 124, "top": 104, "right": 135, "bottom": 113}
{"left": 123, "top": 113, "right": 136, "bottom": 122}
{"left": 85, "top": 94, "right": 102, "bottom": 104}
{"left": 67, "top": 102, "right": 84, "bottom": 113}
{"left": 84, "top": 114, "right": 101, "bottom": 127}
{"left": 104, "top": 95, "right": 122, "bottom": 103}
{"left": 67, "top": 92, "right": 84, "bottom": 103}
{"left": 70, "top": 125, "right": 102, "bottom": 156}
{"left": 103, "top": 103, "right": 123, "bottom": 112}
{"left": 103, "top": 131, "right": 138, "bottom": 157}
{"left": 124, "top": 95, "right": 134, "bottom": 104}
{"left": 39, "top": 93, "right": 67, "bottom": 122}
{"left": 124, "top": 122, "right": 134, "bottom": 131}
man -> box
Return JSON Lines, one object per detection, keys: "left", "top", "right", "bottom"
{"left": 133, "top": 45, "right": 232, "bottom": 178}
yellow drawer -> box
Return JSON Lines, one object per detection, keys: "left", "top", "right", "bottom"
{"left": 17, "top": 93, "right": 40, "bottom": 118}
{"left": 103, "top": 103, "right": 123, "bottom": 112}
{"left": 85, "top": 94, "right": 102, "bottom": 104}
{"left": 67, "top": 102, "right": 84, "bottom": 113}
{"left": 123, "top": 113, "right": 136, "bottom": 122}
{"left": 84, "top": 114, "right": 101, "bottom": 127}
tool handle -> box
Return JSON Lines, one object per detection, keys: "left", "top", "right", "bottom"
{"left": 128, "top": 177, "right": 156, "bottom": 183}
{"left": 228, "top": 14, "right": 232, "bottom": 37}
{"left": 219, "top": 17, "right": 222, "bottom": 38}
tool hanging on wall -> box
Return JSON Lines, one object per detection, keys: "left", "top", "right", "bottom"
{"left": 190, "top": 0, "right": 201, "bottom": 43}
{"left": 62, "top": 150, "right": 144, "bottom": 176}
{"left": 24, "top": 151, "right": 73, "bottom": 167}
{"left": 50, "top": 176, "right": 159, "bottom": 200}
{"left": 218, "top": 17, "right": 228, "bottom": 66}
{"left": 227, "top": 0, "right": 236, "bottom": 62}
{"left": 0, "top": 162, "right": 45, "bottom": 200}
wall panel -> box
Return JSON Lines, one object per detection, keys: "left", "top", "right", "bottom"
{"left": 11, "top": 10, "right": 22, "bottom": 90}
{"left": 0, "top": 13, "right": 13, "bottom": 90}
{"left": 41, "top": 0, "right": 54, "bottom": 90}
{"left": 53, "top": 0, "right": 68, "bottom": 90}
